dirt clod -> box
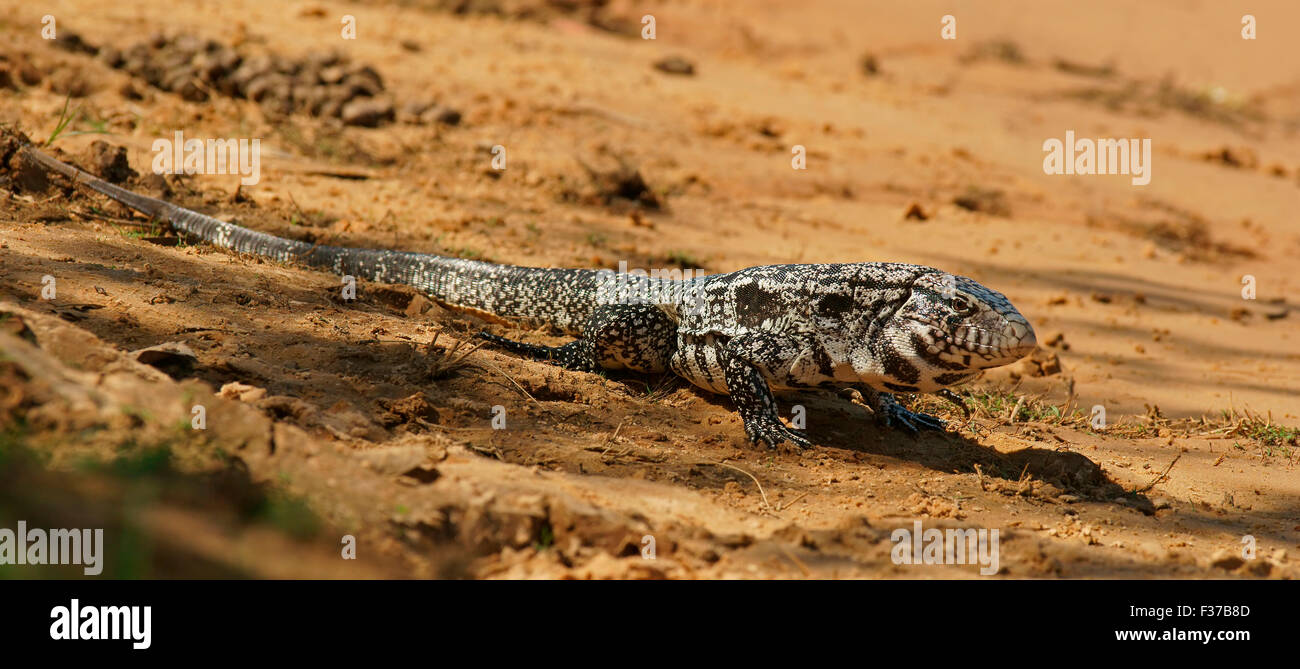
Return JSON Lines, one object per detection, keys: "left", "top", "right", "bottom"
{"left": 341, "top": 98, "right": 396, "bottom": 127}
{"left": 954, "top": 186, "right": 1011, "bottom": 217}
{"left": 1209, "top": 550, "right": 1245, "bottom": 570}
{"left": 653, "top": 56, "right": 695, "bottom": 76}
{"left": 84, "top": 141, "right": 138, "bottom": 183}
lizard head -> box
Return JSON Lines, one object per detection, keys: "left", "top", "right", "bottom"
{"left": 852, "top": 270, "right": 1036, "bottom": 393}
{"left": 902, "top": 271, "right": 1037, "bottom": 371}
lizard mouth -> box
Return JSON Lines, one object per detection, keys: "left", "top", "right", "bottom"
{"left": 935, "top": 326, "right": 1035, "bottom": 361}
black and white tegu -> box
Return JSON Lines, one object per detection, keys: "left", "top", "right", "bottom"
{"left": 20, "top": 143, "right": 1038, "bottom": 449}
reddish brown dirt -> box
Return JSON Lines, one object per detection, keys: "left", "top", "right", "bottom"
{"left": 0, "top": 0, "right": 1296, "bottom": 578}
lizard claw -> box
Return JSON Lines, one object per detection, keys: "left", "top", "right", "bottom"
{"left": 935, "top": 388, "right": 971, "bottom": 420}
{"left": 879, "top": 403, "right": 946, "bottom": 434}
{"left": 744, "top": 419, "right": 812, "bottom": 450}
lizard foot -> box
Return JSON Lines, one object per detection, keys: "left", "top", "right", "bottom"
{"left": 878, "top": 402, "right": 946, "bottom": 434}
{"left": 743, "top": 418, "right": 812, "bottom": 450}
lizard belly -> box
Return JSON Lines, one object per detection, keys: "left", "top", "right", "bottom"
{"left": 669, "top": 336, "right": 729, "bottom": 394}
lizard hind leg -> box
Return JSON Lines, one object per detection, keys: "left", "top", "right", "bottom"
{"left": 477, "top": 304, "right": 677, "bottom": 375}
{"left": 476, "top": 332, "right": 600, "bottom": 372}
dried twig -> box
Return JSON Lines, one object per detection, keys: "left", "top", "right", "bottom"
{"left": 779, "top": 546, "right": 812, "bottom": 577}
{"left": 777, "top": 491, "right": 809, "bottom": 512}
{"left": 475, "top": 357, "right": 538, "bottom": 403}
{"left": 1008, "top": 396, "right": 1026, "bottom": 423}
{"left": 710, "top": 461, "right": 771, "bottom": 509}
{"left": 599, "top": 421, "right": 625, "bottom": 458}
{"left": 1136, "top": 454, "right": 1181, "bottom": 493}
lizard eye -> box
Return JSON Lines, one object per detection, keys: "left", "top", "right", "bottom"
{"left": 951, "top": 295, "right": 977, "bottom": 318}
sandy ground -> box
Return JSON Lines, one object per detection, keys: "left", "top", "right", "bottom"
{"left": 0, "top": 0, "right": 1296, "bottom": 578}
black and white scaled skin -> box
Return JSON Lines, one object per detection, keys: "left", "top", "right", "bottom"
{"left": 483, "top": 263, "right": 1037, "bottom": 449}
{"left": 19, "top": 145, "right": 1038, "bottom": 450}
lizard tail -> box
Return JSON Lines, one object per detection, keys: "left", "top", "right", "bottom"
{"left": 17, "top": 144, "right": 602, "bottom": 332}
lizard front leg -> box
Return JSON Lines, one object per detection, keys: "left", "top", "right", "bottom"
{"left": 718, "top": 333, "right": 812, "bottom": 449}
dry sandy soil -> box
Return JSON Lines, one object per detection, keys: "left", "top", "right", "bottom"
{"left": 0, "top": 0, "right": 1297, "bottom": 578}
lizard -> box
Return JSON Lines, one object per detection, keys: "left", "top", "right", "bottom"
{"left": 14, "top": 141, "right": 1037, "bottom": 449}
